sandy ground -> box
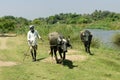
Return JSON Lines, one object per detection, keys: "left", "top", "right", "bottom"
{"left": 42, "top": 49, "right": 87, "bottom": 63}
{"left": 0, "top": 37, "right": 8, "bottom": 49}
{"left": 0, "top": 37, "right": 17, "bottom": 67}
{"left": 0, "top": 61, "right": 17, "bottom": 67}
{"left": 42, "top": 55, "right": 87, "bottom": 63}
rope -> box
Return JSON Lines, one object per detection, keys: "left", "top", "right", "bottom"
{"left": 23, "top": 47, "right": 30, "bottom": 61}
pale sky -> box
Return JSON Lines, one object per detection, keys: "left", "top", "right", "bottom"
{"left": 0, "top": 0, "right": 120, "bottom": 20}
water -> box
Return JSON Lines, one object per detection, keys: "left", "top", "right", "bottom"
{"left": 87, "top": 29, "right": 120, "bottom": 48}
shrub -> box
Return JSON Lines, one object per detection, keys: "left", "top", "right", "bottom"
{"left": 112, "top": 33, "right": 120, "bottom": 47}
{"left": 91, "top": 38, "right": 101, "bottom": 48}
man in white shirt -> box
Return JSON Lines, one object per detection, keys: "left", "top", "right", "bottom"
{"left": 27, "top": 25, "right": 43, "bottom": 62}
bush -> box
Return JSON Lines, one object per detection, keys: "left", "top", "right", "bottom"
{"left": 112, "top": 33, "right": 120, "bottom": 47}
{"left": 91, "top": 38, "right": 101, "bottom": 48}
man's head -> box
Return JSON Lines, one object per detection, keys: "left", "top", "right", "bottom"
{"left": 29, "top": 25, "right": 34, "bottom": 33}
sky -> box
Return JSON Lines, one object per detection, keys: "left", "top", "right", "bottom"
{"left": 0, "top": 0, "right": 120, "bottom": 20}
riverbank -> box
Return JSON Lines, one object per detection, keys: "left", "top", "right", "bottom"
{"left": 0, "top": 35, "right": 120, "bottom": 80}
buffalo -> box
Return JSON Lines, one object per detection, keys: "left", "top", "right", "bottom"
{"left": 48, "top": 32, "right": 72, "bottom": 63}
{"left": 80, "top": 30, "right": 93, "bottom": 55}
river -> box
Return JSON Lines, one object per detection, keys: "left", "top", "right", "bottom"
{"left": 87, "top": 29, "right": 120, "bottom": 48}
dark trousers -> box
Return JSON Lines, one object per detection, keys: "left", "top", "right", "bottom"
{"left": 30, "top": 45, "right": 37, "bottom": 61}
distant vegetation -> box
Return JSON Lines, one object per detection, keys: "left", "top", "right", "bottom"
{"left": 1, "top": 10, "right": 120, "bottom": 34}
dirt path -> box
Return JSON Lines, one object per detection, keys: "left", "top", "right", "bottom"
{"left": 0, "top": 37, "right": 8, "bottom": 49}
{"left": 42, "top": 55, "right": 87, "bottom": 63}
{"left": 0, "top": 61, "right": 17, "bottom": 67}
{"left": 42, "top": 49, "right": 87, "bottom": 63}
{"left": 0, "top": 37, "right": 17, "bottom": 67}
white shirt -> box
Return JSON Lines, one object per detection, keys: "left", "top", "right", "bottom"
{"left": 27, "top": 30, "right": 41, "bottom": 46}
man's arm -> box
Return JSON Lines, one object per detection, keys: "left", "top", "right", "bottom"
{"left": 36, "top": 30, "right": 44, "bottom": 41}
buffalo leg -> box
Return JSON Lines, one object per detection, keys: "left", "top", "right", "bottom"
{"left": 50, "top": 47, "right": 53, "bottom": 58}
{"left": 59, "top": 52, "right": 62, "bottom": 59}
{"left": 58, "top": 47, "right": 63, "bottom": 58}
{"left": 63, "top": 52, "right": 66, "bottom": 60}
{"left": 54, "top": 47, "right": 59, "bottom": 63}
{"left": 84, "top": 42, "right": 88, "bottom": 52}
{"left": 88, "top": 42, "right": 92, "bottom": 55}
{"left": 87, "top": 44, "right": 90, "bottom": 53}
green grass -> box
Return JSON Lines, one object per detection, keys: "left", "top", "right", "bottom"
{"left": 0, "top": 35, "right": 120, "bottom": 80}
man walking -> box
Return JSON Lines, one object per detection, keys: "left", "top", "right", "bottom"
{"left": 27, "top": 25, "right": 43, "bottom": 62}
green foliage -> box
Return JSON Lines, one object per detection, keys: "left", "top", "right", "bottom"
{"left": 32, "top": 18, "right": 47, "bottom": 26}
{"left": 0, "top": 18, "right": 15, "bottom": 33}
{"left": 110, "top": 21, "right": 120, "bottom": 30}
{"left": 15, "top": 26, "right": 28, "bottom": 34}
{"left": 86, "top": 19, "right": 112, "bottom": 30}
{"left": 91, "top": 38, "right": 101, "bottom": 48}
{"left": 45, "top": 10, "right": 120, "bottom": 24}
{"left": 1, "top": 10, "right": 120, "bottom": 34}
{"left": 0, "top": 16, "right": 29, "bottom": 34}
{"left": 112, "top": 33, "right": 120, "bottom": 47}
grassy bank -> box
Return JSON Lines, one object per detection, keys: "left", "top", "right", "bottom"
{"left": 0, "top": 34, "right": 120, "bottom": 80}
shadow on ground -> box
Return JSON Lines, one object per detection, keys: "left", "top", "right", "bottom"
{"left": 62, "top": 59, "right": 78, "bottom": 69}
{"left": 36, "top": 57, "right": 47, "bottom": 61}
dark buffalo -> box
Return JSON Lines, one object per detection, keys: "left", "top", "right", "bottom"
{"left": 48, "top": 32, "right": 72, "bottom": 63}
{"left": 80, "top": 30, "right": 93, "bottom": 54}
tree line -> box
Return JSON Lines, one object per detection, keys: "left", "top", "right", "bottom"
{"left": 0, "top": 10, "right": 120, "bottom": 33}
